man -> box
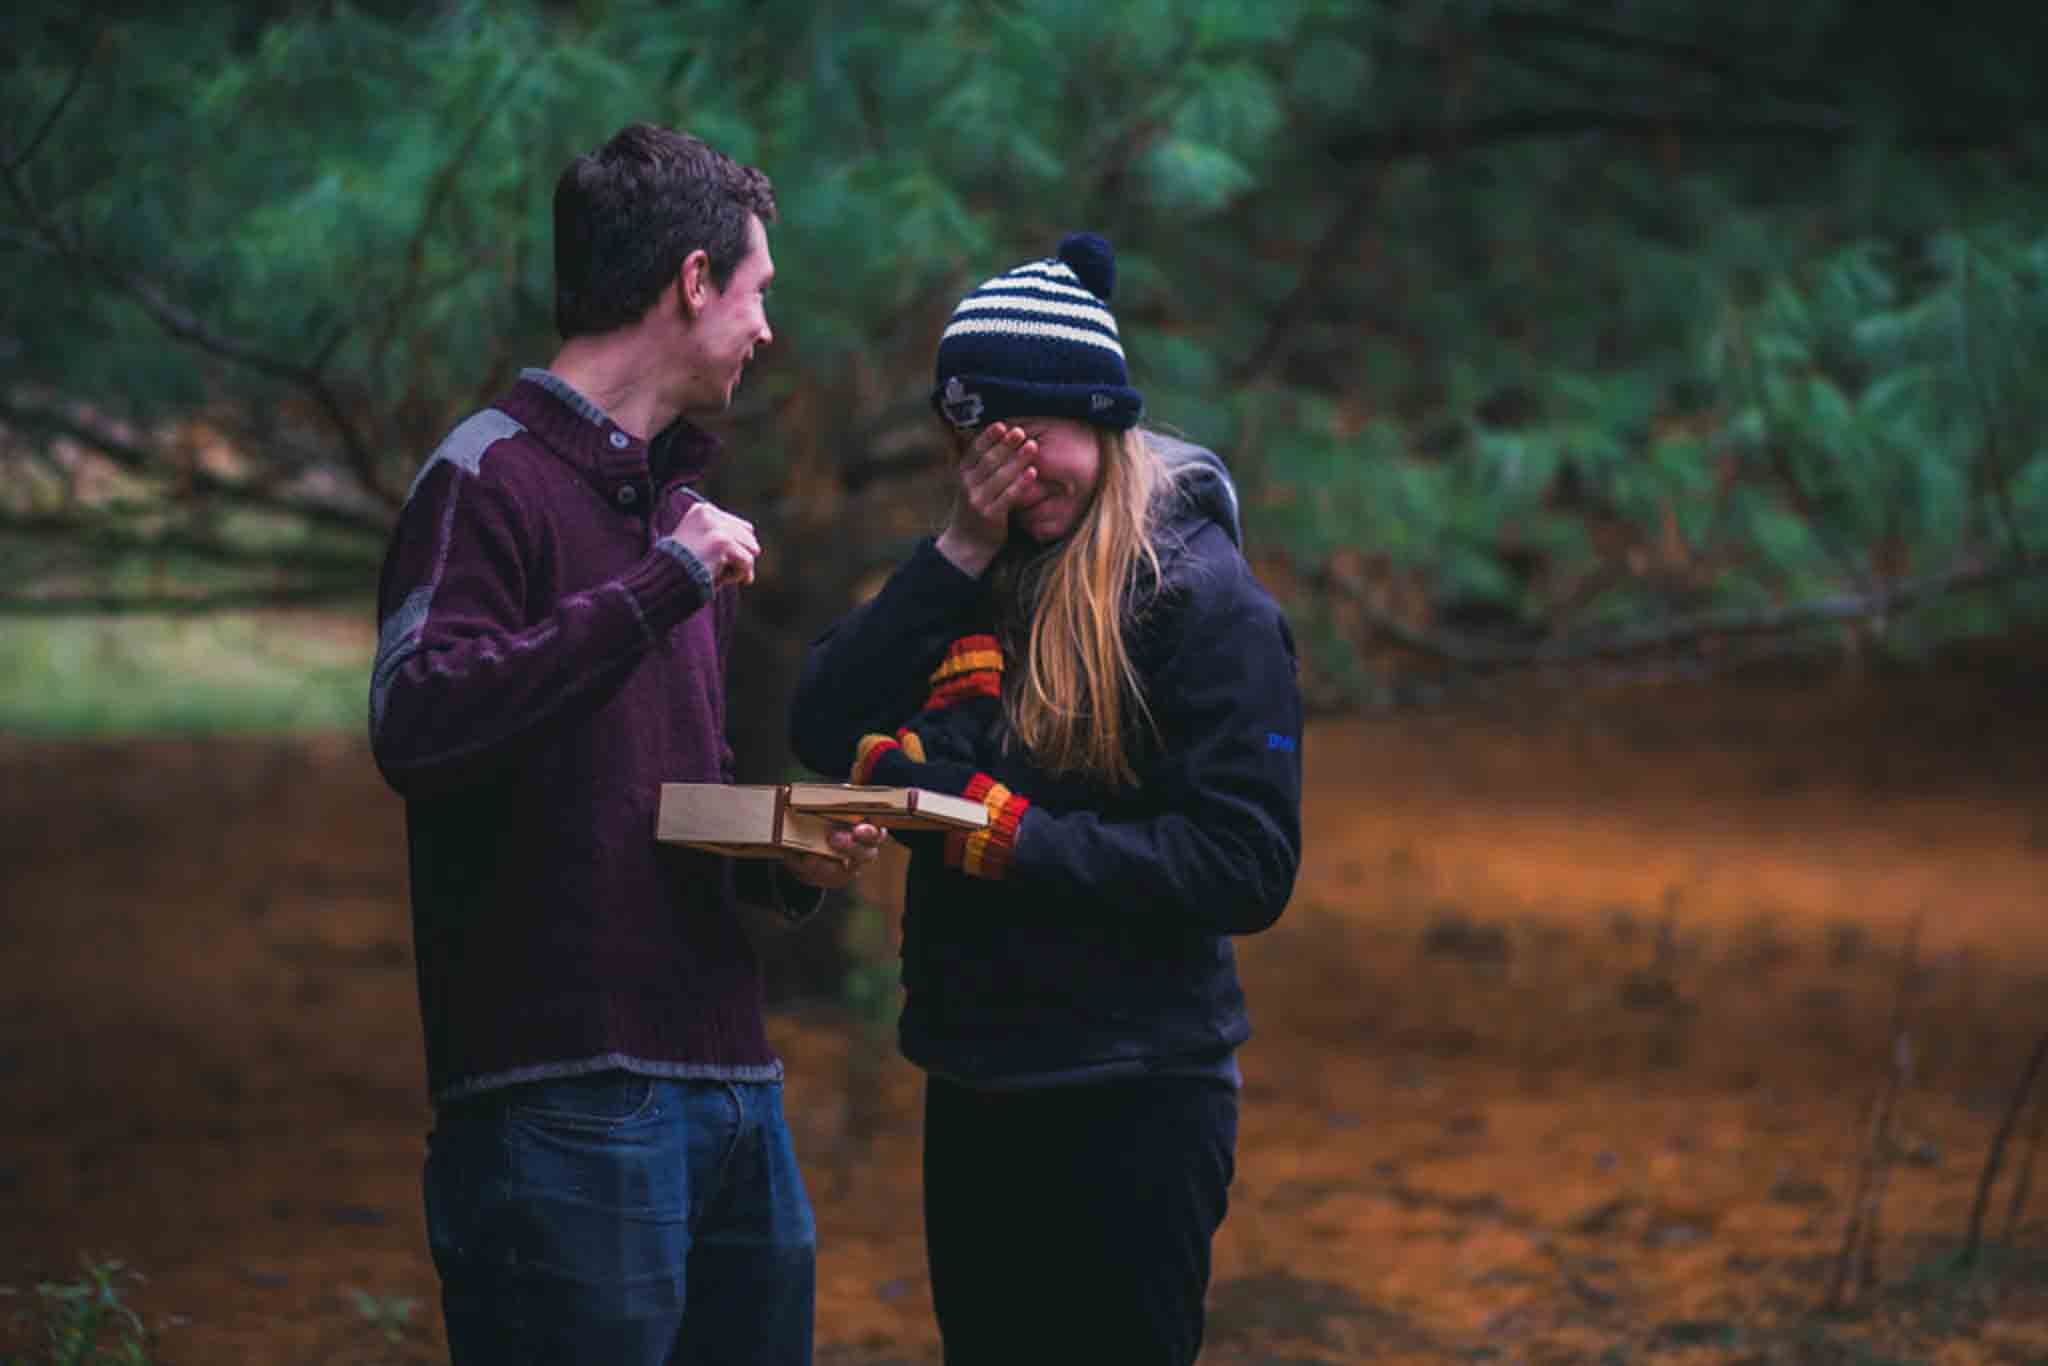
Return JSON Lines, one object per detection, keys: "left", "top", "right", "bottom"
{"left": 369, "top": 123, "right": 879, "bottom": 1365}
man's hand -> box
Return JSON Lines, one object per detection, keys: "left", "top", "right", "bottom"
{"left": 779, "top": 821, "right": 886, "bottom": 890}
{"left": 671, "top": 497, "right": 760, "bottom": 588}
{"left": 935, "top": 422, "right": 1037, "bottom": 576}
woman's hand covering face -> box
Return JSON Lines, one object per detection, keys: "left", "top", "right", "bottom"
{"left": 936, "top": 423, "right": 1037, "bottom": 573}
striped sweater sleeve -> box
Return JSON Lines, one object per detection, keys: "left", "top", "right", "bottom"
{"left": 368, "top": 417, "right": 709, "bottom": 798}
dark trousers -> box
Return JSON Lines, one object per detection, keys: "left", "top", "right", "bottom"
{"left": 922, "top": 1074, "right": 1237, "bottom": 1366}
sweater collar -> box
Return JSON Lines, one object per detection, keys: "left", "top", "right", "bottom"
{"left": 503, "top": 368, "right": 722, "bottom": 498}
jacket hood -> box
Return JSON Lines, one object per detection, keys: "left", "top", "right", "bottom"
{"left": 1150, "top": 432, "right": 1242, "bottom": 548}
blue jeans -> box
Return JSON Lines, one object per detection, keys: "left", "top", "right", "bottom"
{"left": 424, "top": 1072, "right": 815, "bottom": 1365}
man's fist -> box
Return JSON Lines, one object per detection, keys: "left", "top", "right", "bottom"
{"left": 671, "top": 498, "right": 760, "bottom": 588}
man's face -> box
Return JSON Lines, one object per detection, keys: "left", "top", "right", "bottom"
{"left": 683, "top": 213, "right": 774, "bottom": 413}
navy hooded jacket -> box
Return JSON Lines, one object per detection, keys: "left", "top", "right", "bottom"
{"left": 789, "top": 436, "right": 1303, "bottom": 1084}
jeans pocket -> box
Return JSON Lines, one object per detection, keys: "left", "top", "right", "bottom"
{"left": 504, "top": 1071, "right": 659, "bottom": 1134}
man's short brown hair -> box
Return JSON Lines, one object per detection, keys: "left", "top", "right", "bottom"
{"left": 552, "top": 124, "right": 777, "bottom": 339}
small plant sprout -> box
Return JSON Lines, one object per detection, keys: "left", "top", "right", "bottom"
{"left": 21, "top": 1257, "right": 152, "bottom": 1366}
{"left": 346, "top": 1287, "right": 418, "bottom": 1345}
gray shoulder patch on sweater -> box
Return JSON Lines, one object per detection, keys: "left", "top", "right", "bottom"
{"left": 369, "top": 586, "right": 432, "bottom": 735}
{"left": 406, "top": 408, "right": 526, "bottom": 504}
{"left": 1149, "top": 432, "right": 1242, "bottom": 547}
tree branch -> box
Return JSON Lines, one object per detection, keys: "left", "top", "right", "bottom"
{"left": 0, "top": 392, "right": 156, "bottom": 472}
{"left": 1237, "top": 170, "right": 1383, "bottom": 388}
{"left": 0, "top": 149, "right": 391, "bottom": 505}
{"left": 4, "top": 29, "right": 97, "bottom": 174}
{"left": 0, "top": 393, "right": 390, "bottom": 540}
{"left": 368, "top": 84, "right": 518, "bottom": 398}
{"left": 1487, "top": 10, "right": 1835, "bottom": 106}
{"left": 1324, "top": 85, "right": 2032, "bottom": 171}
{"left": 1318, "top": 556, "right": 2047, "bottom": 669}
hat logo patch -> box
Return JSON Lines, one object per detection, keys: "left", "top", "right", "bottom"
{"left": 941, "top": 377, "right": 985, "bottom": 429}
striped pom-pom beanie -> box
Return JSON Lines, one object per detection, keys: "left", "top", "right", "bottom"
{"left": 931, "top": 232, "right": 1143, "bottom": 432}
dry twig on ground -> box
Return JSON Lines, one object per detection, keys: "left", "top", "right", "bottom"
{"left": 1964, "top": 1026, "right": 2048, "bottom": 1268}
{"left": 1825, "top": 916, "right": 1921, "bottom": 1309}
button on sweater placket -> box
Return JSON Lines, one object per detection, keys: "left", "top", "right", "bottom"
{"left": 597, "top": 428, "right": 647, "bottom": 522}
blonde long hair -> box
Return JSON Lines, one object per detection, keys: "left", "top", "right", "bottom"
{"left": 994, "top": 427, "right": 1184, "bottom": 789}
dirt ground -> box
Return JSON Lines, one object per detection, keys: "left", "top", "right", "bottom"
{"left": 4, "top": 648, "right": 2047, "bottom": 1364}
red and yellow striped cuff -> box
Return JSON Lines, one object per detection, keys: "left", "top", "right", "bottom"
{"left": 851, "top": 732, "right": 902, "bottom": 785}
{"left": 925, "top": 634, "right": 1002, "bottom": 710}
{"left": 944, "top": 772, "right": 1029, "bottom": 881}
{"left": 852, "top": 728, "right": 927, "bottom": 784}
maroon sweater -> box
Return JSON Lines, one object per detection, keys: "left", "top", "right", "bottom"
{"left": 370, "top": 370, "right": 786, "bottom": 1103}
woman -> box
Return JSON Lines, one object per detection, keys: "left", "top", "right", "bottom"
{"left": 790, "top": 233, "right": 1302, "bottom": 1365}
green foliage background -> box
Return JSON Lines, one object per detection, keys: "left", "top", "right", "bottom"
{"left": 3, "top": 0, "right": 2045, "bottom": 727}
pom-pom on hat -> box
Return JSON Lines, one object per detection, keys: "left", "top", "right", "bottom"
{"left": 931, "top": 232, "right": 1143, "bottom": 432}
